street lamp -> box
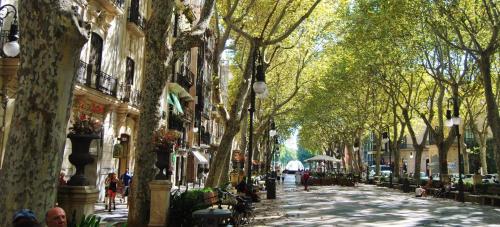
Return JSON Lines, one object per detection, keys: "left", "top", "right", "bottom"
{"left": 382, "top": 131, "right": 393, "bottom": 188}
{"left": 247, "top": 48, "right": 267, "bottom": 190}
{"left": 446, "top": 97, "right": 464, "bottom": 202}
{"left": 0, "top": 4, "right": 20, "bottom": 57}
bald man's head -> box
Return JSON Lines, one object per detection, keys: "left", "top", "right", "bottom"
{"left": 45, "top": 207, "right": 67, "bottom": 227}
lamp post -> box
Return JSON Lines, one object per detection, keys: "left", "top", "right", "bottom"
{"left": 382, "top": 131, "right": 392, "bottom": 188}
{"left": 268, "top": 120, "right": 277, "bottom": 174}
{"left": 0, "top": 4, "right": 20, "bottom": 57}
{"left": 446, "top": 97, "right": 464, "bottom": 202}
{"left": 246, "top": 48, "right": 267, "bottom": 190}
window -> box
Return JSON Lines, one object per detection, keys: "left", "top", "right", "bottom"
{"left": 89, "top": 32, "right": 103, "bottom": 74}
{"left": 125, "top": 57, "right": 135, "bottom": 85}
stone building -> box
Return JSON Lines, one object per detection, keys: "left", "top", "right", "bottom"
{"left": 0, "top": 0, "right": 226, "bottom": 199}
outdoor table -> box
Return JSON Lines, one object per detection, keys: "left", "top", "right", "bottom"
{"left": 192, "top": 208, "right": 232, "bottom": 227}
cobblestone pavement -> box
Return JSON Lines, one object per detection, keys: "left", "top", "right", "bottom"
{"left": 252, "top": 174, "right": 500, "bottom": 227}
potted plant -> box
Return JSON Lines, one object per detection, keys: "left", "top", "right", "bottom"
{"left": 152, "top": 126, "right": 180, "bottom": 180}
{"left": 66, "top": 113, "right": 102, "bottom": 186}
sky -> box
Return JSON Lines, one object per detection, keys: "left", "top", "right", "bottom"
{"left": 284, "top": 129, "right": 299, "bottom": 151}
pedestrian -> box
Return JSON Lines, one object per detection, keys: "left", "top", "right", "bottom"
{"left": 303, "top": 170, "right": 310, "bottom": 191}
{"left": 45, "top": 207, "right": 67, "bottom": 227}
{"left": 105, "top": 172, "right": 119, "bottom": 211}
{"left": 281, "top": 170, "right": 286, "bottom": 183}
{"left": 120, "top": 168, "right": 132, "bottom": 204}
{"left": 13, "top": 209, "right": 40, "bottom": 227}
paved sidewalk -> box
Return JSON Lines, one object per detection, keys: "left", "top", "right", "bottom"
{"left": 252, "top": 174, "right": 500, "bottom": 226}
{"left": 93, "top": 182, "right": 205, "bottom": 226}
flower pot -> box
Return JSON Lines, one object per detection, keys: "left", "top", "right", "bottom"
{"left": 155, "top": 144, "right": 172, "bottom": 180}
{"left": 67, "top": 133, "right": 101, "bottom": 186}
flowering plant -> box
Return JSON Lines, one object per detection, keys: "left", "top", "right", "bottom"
{"left": 69, "top": 113, "right": 103, "bottom": 135}
{"left": 152, "top": 126, "right": 181, "bottom": 148}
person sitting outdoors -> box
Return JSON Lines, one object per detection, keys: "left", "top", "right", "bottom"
{"left": 13, "top": 209, "right": 40, "bottom": 227}
{"left": 416, "top": 176, "right": 433, "bottom": 197}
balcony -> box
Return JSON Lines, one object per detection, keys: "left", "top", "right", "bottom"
{"left": 168, "top": 113, "right": 184, "bottom": 132}
{"left": 127, "top": 7, "right": 145, "bottom": 37}
{"left": 75, "top": 60, "right": 118, "bottom": 97}
{"left": 94, "top": 0, "right": 125, "bottom": 15}
{"left": 201, "top": 132, "right": 211, "bottom": 145}
{"left": 176, "top": 69, "right": 194, "bottom": 91}
{"left": 118, "top": 83, "right": 142, "bottom": 108}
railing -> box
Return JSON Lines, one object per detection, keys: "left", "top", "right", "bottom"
{"left": 128, "top": 7, "right": 145, "bottom": 30}
{"left": 113, "top": 0, "right": 125, "bottom": 8}
{"left": 118, "top": 84, "right": 142, "bottom": 108}
{"left": 176, "top": 69, "right": 194, "bottom": 91}
{"left": 96, "top": 71, "right": 118, "bottom": 96}
{"left": 201, "top": 132, "right": 210, "bottom": 145}
{"left": 168, "top": 113, "right": 184, "bottom": 132}
{"left": 399, "top": 143, "right": 408, "bottom": 149}
{"left": 75, "top": 60, "right": 118, "bottom": 97}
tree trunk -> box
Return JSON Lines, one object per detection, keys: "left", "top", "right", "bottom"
{"left": 414, "top": 147, "right": 423, "bottom": 185}
{"left": 478, "top": 54, "right": 500, "bottom": 176}
{"left": 375, "top": 137, "right": 382, "bottom": 176}
{"left": 0, "top": 1, "right": 88, "bottom": 223}
{"left": 461, "top": 129, "right": 469, "bottom": 174}
{"left": 128, "top": 0, "right": 174, "bottom": 225}
{"left": 480, "top": 145, "right": 488, "bottom": 174}
{"left": 205, "top": 123, "right": 239, "bottom": 187}
{"left": 438, "top": 142, "right": 449, "bottom": 176}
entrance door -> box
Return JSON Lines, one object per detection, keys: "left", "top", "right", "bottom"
{"left": 118, "top": 134, "right": 130, "bottom": 176}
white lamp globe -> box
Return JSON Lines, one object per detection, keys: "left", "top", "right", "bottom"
{"left": 253, "top": 81, "right": 267, "bottom": 94}
{"left": 452, "top": 116, "right": 461, "bottom": 126}
{"left": 3, "top": 40, "right": 20, "bottom": 57}
{"left": 269, "top": 130, "right": 277, "bottom": 137}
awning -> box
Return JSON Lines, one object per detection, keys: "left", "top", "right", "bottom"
{"left": 192, "top": 151, "right": 208, "bottom": 164}
{"left": 305, "top": 155, "right": 339, "bottom": 162}
{"left": 170, "top": 93, "right": 184, "bottom": 114}
{"left": 167, "top": 93, "right": 174, "bottom": 105}
{"left": 168, "top": 82, "right": 194, "bottom": 101}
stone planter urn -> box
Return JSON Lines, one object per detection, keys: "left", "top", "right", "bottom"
{"left": 67, "top": 133, "right": 101, "bottom": 186}
{"left": 155, "top": 144, "right": 173, "bottom": 180}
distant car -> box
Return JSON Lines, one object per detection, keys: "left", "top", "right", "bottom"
{"left": 482, "top": 174, "right": 499, "bottom": 184}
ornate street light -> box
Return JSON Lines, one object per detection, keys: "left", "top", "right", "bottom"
{"left": 0, "top": 4, "right": 20, "bottom": 57}
{"left": 382, "top": 130, "right": 393, "bottom": 188}
{"left": 446, "top": 97, "right": 464, "bottom": 202}
{"left": 247, "top": 47, "right": 267, "bottom": 191}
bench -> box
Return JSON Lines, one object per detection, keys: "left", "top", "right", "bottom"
{"left": 481, "top": 186, "right": 500, "bottom": 206}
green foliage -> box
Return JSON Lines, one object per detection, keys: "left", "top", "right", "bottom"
{"left": 68, "top": 214, "right": 101, "bottom": 227}
{"left": 169, "top": 189, "right": 211, "bottom": 226}
{"left": 297, "top": 147, "right": 314, "bottom": 163}
{"left": 278, "top": 144, "right": 297, "bottom": 167}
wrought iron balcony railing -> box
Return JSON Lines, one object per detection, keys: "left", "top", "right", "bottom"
{"left": 201, "top": 132, "right": 211, "bottom": 145}
{"left": 128, "top": 7, "right": 145, "bottom": 30}
{"left": 168, "top": 113, "right": 184, "bottom": 132}
{"left": 75, "top": 60, "right": 118, "bottom": 97}
{"left": 118, "top": 83, "right": 142, "bottom": 108}
{"left": 176, "top": 70, "right": 194, "bottom": 91}
{"left": 113, "top": 0, "right": 125, "bottom": 8}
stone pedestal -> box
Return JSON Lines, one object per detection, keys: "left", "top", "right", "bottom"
{"left": 148, "top": 180, "right": 172, "bottom": 227}
{"left": 57, "top": 185, "right": 99, "bottom": 223}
